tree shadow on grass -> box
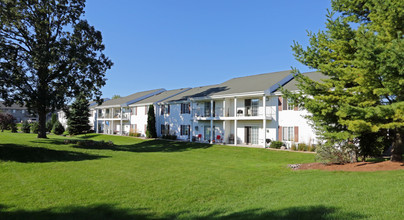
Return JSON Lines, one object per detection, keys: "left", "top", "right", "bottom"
{"left": 0, "top": 204, "right": 365, "bottom": 220}
{"left": 0, "top": 143, "right": 108, "bottom": 163}
{"left": 73, "top": 139, "right": 212, "bottom": 153}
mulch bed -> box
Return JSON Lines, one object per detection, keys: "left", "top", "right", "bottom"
{"left": 291, "top": 161, "right": 404, "bottom": 172}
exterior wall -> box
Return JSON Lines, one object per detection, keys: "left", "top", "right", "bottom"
{"left": 156, "top": 103, "right": 192, "bottom": 140}
{"left": 0, "top": 107, "right": 37, "bottom": 122}
{"left": 130, "top": 105, "right": 149, "bottom": 136}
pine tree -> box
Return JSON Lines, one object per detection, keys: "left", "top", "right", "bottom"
{"left": 288, "top": 0, "right": 404, "bottom": 161}
{"left": 67, "top": 94, "right": 91, "bottom": 135}
{"left": 146, "top": 105, "right": 157, "bottom": 138}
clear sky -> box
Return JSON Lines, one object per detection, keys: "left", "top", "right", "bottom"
{"left": 84, "top": 0, "right": 331, "bottom": 98}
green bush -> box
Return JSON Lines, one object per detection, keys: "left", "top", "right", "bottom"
{"left": 308, "top": 145, "right": 316, "bottom": 152}
{"left": 46, "top": 120, "right": 54, "bottom": 132}
{"left": 298, "top": 143, "right": 308, "bottom": 151}
{"left": 316, "top": 141, "right": 358, "bottom": 164}
{"left": 21, "top": 121, "right": 31, "bottom": 133}
{"left": 290, "top": 144, "right": 297, "bottom": 151}
{"left": 31, "top": 122, "right": 39, "bottom": 134}
{"left": 129, "top": 132, "right": 141, "bottom": 137}
{"left": 162, "top": 134, "right": 177, "bottom": 140}
{"left": 270, "top": 141, "right": 284, "bottom": 149}
{"left": 52, "top": 121, "right": 65, "bottom": 135}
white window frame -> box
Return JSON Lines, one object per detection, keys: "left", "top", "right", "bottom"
{"left": 282, "top": 126, "right": 294, "bottom": 141}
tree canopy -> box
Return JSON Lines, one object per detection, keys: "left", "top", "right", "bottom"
{"left": 0, "top": 0, "right": 113, "bottom": 138}
{"left": 288, "top": 0, "right": 404, "bottom": 161}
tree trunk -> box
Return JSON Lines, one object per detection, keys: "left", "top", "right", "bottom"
{"left": 391, "top": 128, "right": 403, "bottom": 162}
{"left": 37, "top": 109, "right": 47, "bottom": 138}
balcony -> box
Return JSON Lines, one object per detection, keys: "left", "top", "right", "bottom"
{"left": 193, "top": 107, "right": 274, "bottom": 120}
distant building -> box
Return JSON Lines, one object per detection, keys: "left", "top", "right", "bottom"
{"left": 0, "top": 102, "right": 38, "bottom": 122}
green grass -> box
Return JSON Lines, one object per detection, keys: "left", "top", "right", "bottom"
{"left": 1, "top": 131, "right": 404, "bottom": 219}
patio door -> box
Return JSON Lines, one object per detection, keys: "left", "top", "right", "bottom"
{"left": 245, "top": 126, "right": 259, "bottom": 145}
{"left": 204, "top": 126, "right": 215, "bottom": 142}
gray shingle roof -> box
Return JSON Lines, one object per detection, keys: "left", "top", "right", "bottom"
{"left": 96, "top": 89, "right": 165, "bottom": 108}
{"left": 0, "top": 102, "right": 27, "bottom": 110}
{"left": 129, "top": 88, "right": 192, "bottom": 105}
{"left": 162, "top": 70, "right": 294, "bottom": 102}
{"left": 279, "top": 71, "right": 329, "bottom": 91}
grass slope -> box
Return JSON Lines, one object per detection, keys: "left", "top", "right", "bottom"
{"left": 0, "top": 131, "right": 403, "bottom": 219}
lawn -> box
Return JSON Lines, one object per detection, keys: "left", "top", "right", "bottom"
{"left": 1, "top": 131, "right": 404, "bottom": 219}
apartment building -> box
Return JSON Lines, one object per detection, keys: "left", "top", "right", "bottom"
{"left": 88, "top": 70, "right": 327, "bottom": 148}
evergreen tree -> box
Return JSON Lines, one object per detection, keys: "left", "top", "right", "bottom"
{"left": 287, "top": 0, "right": 404, "bottom": 161}
{"left": 67, "top": 94, "right": 91, "bottom": 135}
{"left": 146, "top": 105, "right": 157, "bottom": 138}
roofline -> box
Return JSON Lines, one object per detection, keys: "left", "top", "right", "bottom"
{"left": 129, "top": 88, "right": 192, "bottom": 107}
{"left": 122, "top": 89, "right": 166, "bottom": 107}
{"left": 265, "top": 73, "right": 296, "bottom": 95}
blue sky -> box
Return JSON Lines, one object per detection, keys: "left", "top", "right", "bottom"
{"left": 84, "top": 0, "right": 331, "bottom": 98}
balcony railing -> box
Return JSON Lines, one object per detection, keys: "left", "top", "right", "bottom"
{"left": 193, "top": 107, "right": 274, "bottom": 119}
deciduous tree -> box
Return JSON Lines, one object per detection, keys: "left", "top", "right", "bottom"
{"left": 0, "top": 0, "right": 113, "bottom": 138}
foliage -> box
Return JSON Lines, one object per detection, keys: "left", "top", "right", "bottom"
{"left": 0, "top": 0, "right": 113, "bottom": 138}
{"left": 316, "top": 141, "right": 358, "bottom": 164}
{"left": 0, "top": 112, "right": 16, "bottom": 132}
{"left": 31, "top": 122, "right": 39, "bottom": 134}
{"left": 46, "top": 113, "right": 58, "bottom": 132}
{"left": 111, "top": 95, "right": 121, "bottom": 99}
{"left": 287, "top": 0, "right": 404, "bottom": 161}
{"left": 146, "top": 105, "right": 157, "bottom": 138}
{"left": 162, "top": 134, "right": 177, "bottom": 140}
{"left": 308, "top": 145, "right": 316, "bottom": 152}
{"left": 290, "top": 144, "right": 297, "bottom": 151}
{"left": 21, "top": 120, "right": 31, "bottom": 133}
{"left": 52, "top": 121, "right": 65, "bottom": 135}
{"left": 129, "top": 132, "right": 141, "bottom": 137}
{"left": 67, "top": 94, "right": 91, "bottom": 135}
{"left": 298, "top": 143, "right": 308, "bottom": 151}
{"left": 270, "top": 141, "right": 284, "bottom": 149}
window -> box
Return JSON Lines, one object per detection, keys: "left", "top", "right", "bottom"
{"left": 282, "top": 127, "right": 294, "bottom": 141}
{"left": 133, "top": 107, "right": 137, "bottom": 115}
{"left": 132, "top": 124, "right": 137, "bottom": 132}
{"left": 180, "top": 125, "right": 190, "bottom": 136}
{"left": 161, "top": 104, "right": 170, "bottom": 115}
{"left": 22, "top": 110, "right": 25, "bottom": 114}
{"left": 161, "top": 124, "right": 170, "bottom": 135}
{"left": 12, "top": 109, "right": 16, "bottom": 113}
{"left": 282, "top": 98, "right": 295, "bottom": 111}
{"left": 181, "top": 103, "right": 190, "bottom": 114}
{"left": 245, "top": 99, "right": 259, "bottom": 116}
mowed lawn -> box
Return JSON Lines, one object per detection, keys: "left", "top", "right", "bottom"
{"left": 1, "top": 132, "right": 404, "bottom": 219}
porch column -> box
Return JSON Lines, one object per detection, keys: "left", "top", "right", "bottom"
{"left": 103, "top": 120, "right": 106, "bottom": 134}
{"left": 120, "top": 107, "right": 123, "bottom": 135}
{"left": 234, "top": 97, "right": 237, "bottom": 146}
{"left": 95, "top": 109, "right": 98, "bottom": 133}
{"left": 210, "top": 100, "right": 214, "bottom": 143}
{"left": 190, "top": 102, "right": 193, "bottom": 143}
{"left": 263, "top": 95, "right": 267, "bottom": 148}
{"left": 223, "top": 99, "right": 226, "bottom": 117}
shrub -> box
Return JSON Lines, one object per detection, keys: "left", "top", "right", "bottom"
{"left": 290, "top": 144, "right": 297, "bottom": 151}
{"left": 10, "top": 122, "right": 18, "bottom": 133}
{"left": 162, "top": 134, "right": 177, "bottom": 140}
{"left": 270, "top": 141, "right": 284, "bottom": 149}
{"left": 316, "top": 141, "right": 358, "bottom": 164}
{"left": 52, "top": 121, "right": 65, "bottom": 135}
{"left": 46, "top": 120, "right": 53, "bottom": 132}
{"left": 298, "top": 143, "right": 308, "bottom": 151}
{"left": 129, "top": 132, "right": 141, "bottom": 137}
{"left": 21, "top": 121, "right": 31, "bottom": 133}
{"left": 308, "top": 145, "right": 316, "bottom": 152}
{"left": 31, "top": 122, "right": 39, "bottom": 133}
